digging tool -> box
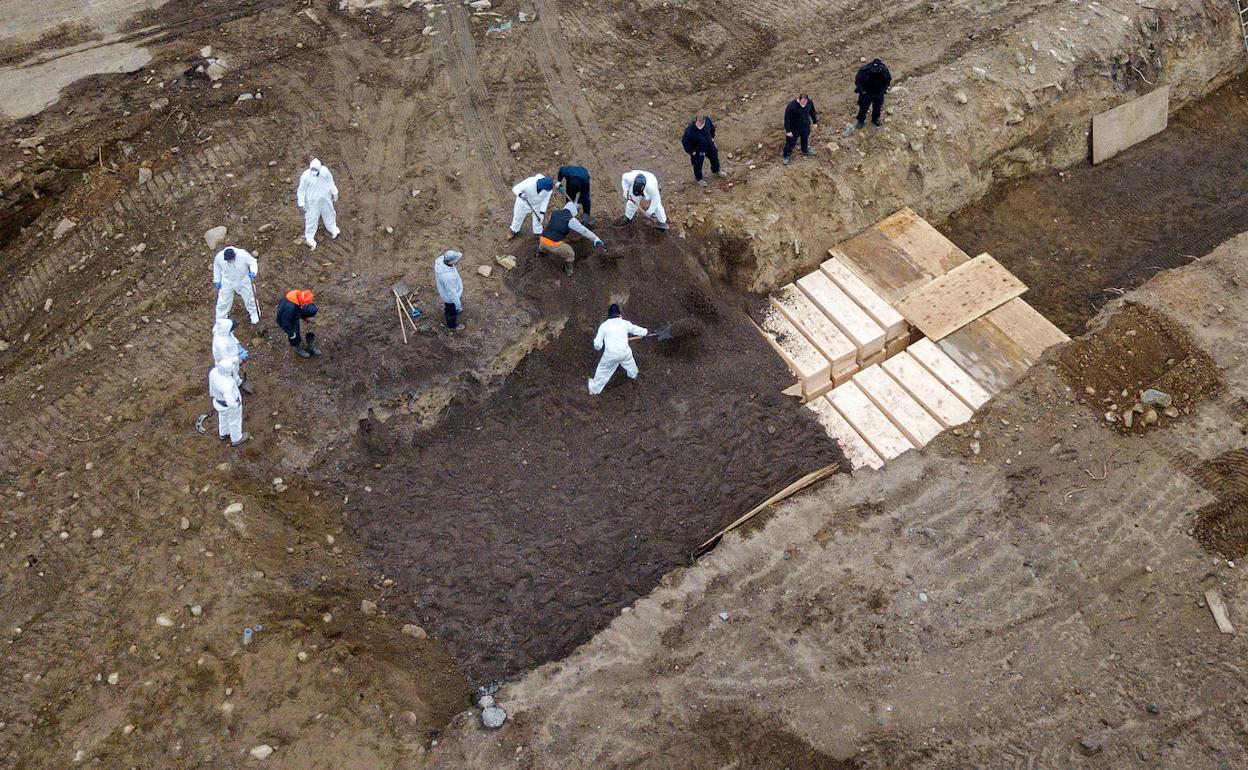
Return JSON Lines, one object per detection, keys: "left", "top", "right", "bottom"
{"left": 390, "top": 280, "right": 420, "bottom": 344}
{"left": 632, "top": 323, "right": 672, "bottom": 342}
{"left": 195, "top": 413, "right": 209, "bottom": 434}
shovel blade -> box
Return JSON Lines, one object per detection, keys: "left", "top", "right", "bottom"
{"left": 653, "top": 323, "right": 672, "bottom": 341}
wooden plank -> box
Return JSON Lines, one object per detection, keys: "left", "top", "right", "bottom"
{"left": 1092, "top": 86, "right": 1169, "bottom": 165}
{"left": 833, "top": 226, "right": 933, "bottom": 304}
{"left": 896, "top": 253, "right": 1027, "bottom": 341}
{"left": 827, "top": 381, "right": 915, "bottom": 460}
{"left": 795, "top": 270, "right": 886, "bottom": 359}
{"left": 907, "top": 337, "right": 992, "bottom": 410}
{"left": 770, "top": 285, "right": 857, "bottom": 373}
{"left": 875, "top": 207, "right": 972, "bottom": 278}
{"left": 982, "top": 298, "right": 1069, "bottom": 361}
{"left": 755, "top": 308, "right": 830, "bottom": 392}
{"left": 853, "top": 365, "right": 944, "bottom": 447}
{"left": 881, "top": 351, "right": 974, "bottom": 428}
{"left": 805, "top": 396, "right": 884, "bottom": 470}
{"left": 938, "top": 318, "right": 1032, "bottom": 396}
{"left": 821, "top": 253, "right": 908, "bottom": 339}
{"left": 1205, "top": 589, "right": 1235, "bottom": 634}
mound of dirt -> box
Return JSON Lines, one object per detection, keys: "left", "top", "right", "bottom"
{"left": 326, "top": 225, "right": 845, "bottom": 681}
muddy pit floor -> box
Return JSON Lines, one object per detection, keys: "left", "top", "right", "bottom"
{"left": 327, "top": 228, "right": 844, "bottom": 681}
{"left": 943, "top": 74, "right": 1248, "bottom": 336}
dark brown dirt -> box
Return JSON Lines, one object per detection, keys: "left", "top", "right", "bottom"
{"left": 943, "top": 74, "right": 1248, "bottom": 335}
{"left": 1055, "top": 304, "right": 1222, "bottom": 434}
{"left": 1190, "top": 450, "right": 1248, "bottom": 560}
{"left": 327, "top": 227, "right": 845, "bottom": 682}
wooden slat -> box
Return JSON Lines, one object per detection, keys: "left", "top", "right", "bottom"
{"left": 756, "top": 308, "right": 829, "bottom": 392}
{"left": 795, "top": 271, "right": 886, "bottom": 359}
{"left": 982, "top": 298, "right": 1069, "bottom": 361}
{"left": 875, "top": 207, "right": 971, "bottom": 278}
{"left": 907, "top": 337, "right": 992, "bottom": 410}
{"left": 896, "top": 253, "right": 1027, "bottom": 341}
{"left": 770, "top": 285, "right": 857, "bottom": 373}
{"left": 937, "top": 318, "right": 1031, "bottom": 396}
{"left": 881, "top": 351, "right": 974, "bottom": 428}
{"left": 805, "top": 396, "right": 884, "bottom": 470}
{"left": 827, "top": 381, "right": 915, "bottom": 460}
{"left": 853, "top": 365, "right": 944, "bottom": 447}
{"left": 834, "top": 207, "right": 971, "bottom": 303}
{"left": 821, "top": 253, "right": 908, "bottom": 339}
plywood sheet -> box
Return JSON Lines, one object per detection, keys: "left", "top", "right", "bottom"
{"left": 896, "top": 253, "right": 1027, "bottom": 341}
{"left": 821, "top": 253, "right": 908, "bottom": 339}
{"left": 1092, "top": 86, "right": 1169, "bottom": 165}
{"left": 881, "top": 351, "right": 974, "bottom": 428}
{"left": 874, "top": 207, "right": 971, "bottom": 277}
{"left": 853, "top": 365, "right": 944, "bottom": 447}
{"left": 834, "top": 228, "right": 933, "bottom": 304}
{"left": 827, "top": 381, "right": 915, "bottom": 460}
{"left": 907, "top": 337, "right": 992, "bottom": 410}
{"left": 982, "top": 298, "right": 1069, "bottom": 361}
{"left": 756, "top": 307, "right": 829, "bottom": 391}
{"left": 795, "top": 271, "right": 886, "bottom": 358}
{"left": 805, "top": 396, "right": 884, "bottom": 470}
{"left": 770, "top": 285, "right": 857, "bottom": 372}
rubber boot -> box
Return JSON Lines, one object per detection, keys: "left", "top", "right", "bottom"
{"left": 295, "top": 343, "right": 312, "bottom": 359}
{"left": 563, "top": 261, "right": 574, "bottom": 276}
{"left": 240, "top": 376, "right": 255, "bottom": 395}
{"left": 231, "top": 432, "right": 252, "bottom": 447}
{"left": 304, "top": 332, "right": 322, "bottom": 357}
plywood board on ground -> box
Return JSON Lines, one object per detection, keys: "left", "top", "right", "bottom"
{"left": 936, "top": 298, "right": 1066, "bottom": 396}
{"left": 907, "top": 337, "right": 992, "bottom": 410}
{"left": 835, "top": 208, "right": 971, "bottom": 304}
{"left": 821, "top": 253, "right": 908, "bottom": 339}
{"left": 770, "top": 285, "right": 857, "bottom": 373}
{"left": 881, "top": 351, "right": 974, "bottom": 428}
{"left": 1092, "top": 86, "right": 1169, "bottom": 165}
{"left": 982, "top": 298, "right": 1069, "bottom": 361}
{"left": 853, "top": 365, "right": 944, "bottom": 447}
{"left": 756, "top": 307, "right": 829, "bottom": 392}
{"left": 805, "top": 396, "right": 884, "bottom": 470}
{"left": 896, "top": 253, "right": 1027, "bottom": 341}
{"left": 795, "top": 270, "right": 886, "bottom": 359}
{"left": 827, "top": 381, "right": 915, "bottom": 460}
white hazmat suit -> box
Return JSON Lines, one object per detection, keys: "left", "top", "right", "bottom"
{"left": 510, "top": 174, "right": 553, "bottom": 235}
{"left": 588, "top": 315, "right": 648, "bottom": 395}
{"left": 212, "top": 318, "right": 245, "bottom": 386}
{"left": 297, "top": 158, "right": 340, "bottom": 249}
{"left": 213, "top": 246, "right": 260, "bottom": 323}
{"left": 621, "top": 170, "right": 667, "bottom": 225}
{"left": 208, "top": 356, "right": 245, "bottom": 444}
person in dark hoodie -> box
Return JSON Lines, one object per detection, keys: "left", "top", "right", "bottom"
{"left": 681, "top": 115, "right": 724, "bottom": 186}
{"left": 276, "top": 289, "right": 320, "bottom": 359}
{"left": 782, "top": 93, "right": 818, "bottom": 165}
{"left": 556, "top": 164, "right": 594, "bottom": 224}
{"left": 854, "top": 58, "right": 892, "bottom": 129}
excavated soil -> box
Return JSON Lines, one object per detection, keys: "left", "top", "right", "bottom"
{"left": 943, "top": 74, "right": 1248, "bottom": 336}
{"left": 330, "top": 227, "right": 845, "bottom": 681}
{"left": 1190, "top": 449, "right": 1248, "bottom": 560}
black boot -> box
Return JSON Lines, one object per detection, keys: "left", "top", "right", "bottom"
{"left": 304, "top": 331, "right": 322, "bottom": 357}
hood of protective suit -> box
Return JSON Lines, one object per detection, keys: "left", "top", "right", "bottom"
{"left": 213, "top": 318, "right": 234, "bottom": 338}
{"left": 434, "top": 254, "right": 460, "bottom": 275}
{"left": 215, "top": 356, "right": 240, "bottom": 377}
{"left": 309, "top": 158, "right": 322, "bottom": 171}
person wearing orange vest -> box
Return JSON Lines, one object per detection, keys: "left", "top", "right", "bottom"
{"left": 276, "top": 289, "right": 320, "bottom": 358}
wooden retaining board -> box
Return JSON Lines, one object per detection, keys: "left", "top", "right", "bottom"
{"left": 853, "top": 365, "right": 944, "bottom": 447}
{"left": 770, "top": 285, "right": 857, "bottom": 375}
{"left": 835, "top": 208, "right": 971, "bottom": 303}
{"left": 805, "top": 395, "right": 884, "bottom": 470}
{"left": 756, "top": 307, "right": 829, "bottom": 392}
{"left": 895, "top": 253, "right": 1027, "bottom": 341}
{"left": 821, "top": 253, "right": 908, "bottom": 340}
{"left": 795, "top": 270, "right": 886, "bottom": 359}
{"left": 827, "top": 380, "right": 915, "bottom": 460}
{"left": 881, "top": 351, "right": 974, "bottom": 429}
{"left": 1092, "top": 86, "right": 1169, "bottom": 165}
{"left": 907, "top": 337, "right": 992, "bottom": 410}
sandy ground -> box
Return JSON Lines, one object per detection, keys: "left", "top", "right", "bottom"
{"left": 1, "top": 0, "right": 1247, "bottom": 767}
{"left": 431, "top": 232, "right": 1248, "bottom": 769}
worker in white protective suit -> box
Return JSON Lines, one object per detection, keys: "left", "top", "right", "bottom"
{"left": 213, "top": 246, "right": 260, "bottom": 324}
{"left": 587, "top": 303, "right": 648, "bottom": 395}
{"left": 296, "top": 158, "right": 340, "bottom": 250}
{"left": 208, "top": 356, "right": 250, "bottom": 446}
{"left": 434, "top": 250, "right": 466, "bottom": 331}
{"left": 508, "top": 174, "right": 555, "bottom": 239}
{"left": 212, "top": 318, "right": 254, "bottom": 393}
{"left": 618, "top": 170, "right": 668, "bottom": 230}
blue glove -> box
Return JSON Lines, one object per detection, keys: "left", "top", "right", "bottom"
{"left": 593, "top": 239, "right": 604, "bottom": 247}
{"left": 248, "top": 271, "right": 256, "bottom": 279}
{"left": 214, "top": 281, "right": 222, "bottom": 290}
{"left": 239, "top": 346, "right": 249, "bottom": 361}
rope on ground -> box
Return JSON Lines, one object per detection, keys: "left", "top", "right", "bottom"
{"left": 693, "top": 461, "right": 840, "bottom": 558}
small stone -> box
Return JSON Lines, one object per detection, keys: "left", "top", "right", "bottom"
{"left": 204, "top": 226, "right": 228, "bottom": 249}
{"left": 322, "top": 613, "right": 333, "bottom": 623}
{"left": 495, "top": 254, "right": 517, "bottom": 270}
{"left": 477, "top": 694, "right": 495, "bottom": 709}
{"left": 970, "top": 440, "right": 981, "bottom": 455}
{"left": 1163, "top": 406, "right": 1180, "bottom": 419}
{"left": 385, "top": 225, "right": 394, "bottom": 234}
{"left": 149, "top": 97, "right": 170, "bottom": 111}
{"left": 107, "top": 672, "right": 119, "bottom": 685}
{"left": 258, "top": 221, "right": 275, "bottom": 233}
{"left": 360, "top": 599, "right": 378, "bottom": 615}
{"left": 200, "top": 46, "right": 213, "bottom": 58}
{"left": 402, "top": 623, "right": 428, "bottom": 639}
{"left": 297, "top": 651, "right": 308, "bottom": 662}
{"left": 509, "top": 141, "right": 521, "bottom": 152}
{"left": 156, "top": 614, "right": 174, "bottom": 627}
{"left": 249, "top": 744, "right": 274, "bottom": 760}
{"left": 468, "top": 0, "right": 491, "bottom": 9}
{"left": 91, "top": 527, "right": 104, "bottom": 539}
{"left": 481, "top": 705, "right": 507, "bottom": 729}
{"left": 44, "top": 297, "right": 53, "bottom": 312}
{"left": 954, "top": 91, "right": 968, "bottom": 104}
{"left": 138, "top": 167, "right": 153, "bottom": 185}
{"left": 1141, "top": 388, "right": 1172, "bottom": 408}
{"left": 1123, "top": 410, "right": 1133, "bottom": 428}
{"left": 191, "top": 604, "right": 203, "bottom": 617}
{"left": 477, "top": 265, "right": 493, "bottom": 278}
{"left": 17, "top": 136, "right": 46, "bottom": 149}
{"left": 180, "top": 516, "right": 190, "bottom": 531}
{"left": 1104, "top": 411, "right": 1117, "bottom": 423}
{"left": 123, "top": 724, "right": 135, "bottom": 735}
{"left": 236, "top": 93, "right": 254, "bottom": 103}
{"left": 718, "top": 612, "right": 729, "bottom": 621}
{"left": 1146, "top": 703, "right": 1160, "bottom": 714}
{"left": 53, "top": 218, "right": 77, "bottom": 239}
{"left": 919, "top": 592, "right": 929, "bottom": 602}
{"left": 1078, "top": 736, "right": 1102, "bottom": 756}
{"left": 206, "top": 59, "right": 228, "bottom": 81}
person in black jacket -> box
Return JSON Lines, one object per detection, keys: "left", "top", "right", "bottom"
{"left": 855, "top": 59, "right": 892, "bottom": 128}
{"left": 681, "top": 115, "right": 724, "bottom": 186}
{"left": 276, "top": 289, "right": 320, "bottom": 359}
{"left": 782, "top": 93, "right": 818, "bottom": 165}
{"left": 556, "top": 164, "right": 593, "bottom": 224}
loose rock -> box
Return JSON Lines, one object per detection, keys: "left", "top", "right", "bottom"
{"left": 402, "top": 623, "right": 427, "bottom": 639}
{"left": 481, "top": 705, "right": 507, "bottom": 729}
{"left": 361, "top": 599, "right": 378, "bottom": 615}
{"left": 1141, "top": 388, "right": 1172, "bottom": 408}
{"left": 156, "top": 614, "right": 174, "bottom": 627}
{"left": 204, "top": 226, "right": 228, "bottom": 249}
{"left": 53, "top": 218, "right": 77, "bottom": 239}
{"left": 495, "top": 254, "right": 517, "bottom": 270}
{"left": 249, "top": 744, "right": 274, "bottom": 760}
{"left": 477, "top": 265, "right": 493, "bottom": 278}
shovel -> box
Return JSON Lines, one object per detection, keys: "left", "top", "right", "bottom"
{"left": 632, "top": 323, "right": 672, "bottom": 342}
{"left": 390, "top": 279, "right": 420, "bottom": 344}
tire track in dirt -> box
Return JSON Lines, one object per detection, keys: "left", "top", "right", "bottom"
{"left": 435, "top": 6, "right": 512, "bottom": 196}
